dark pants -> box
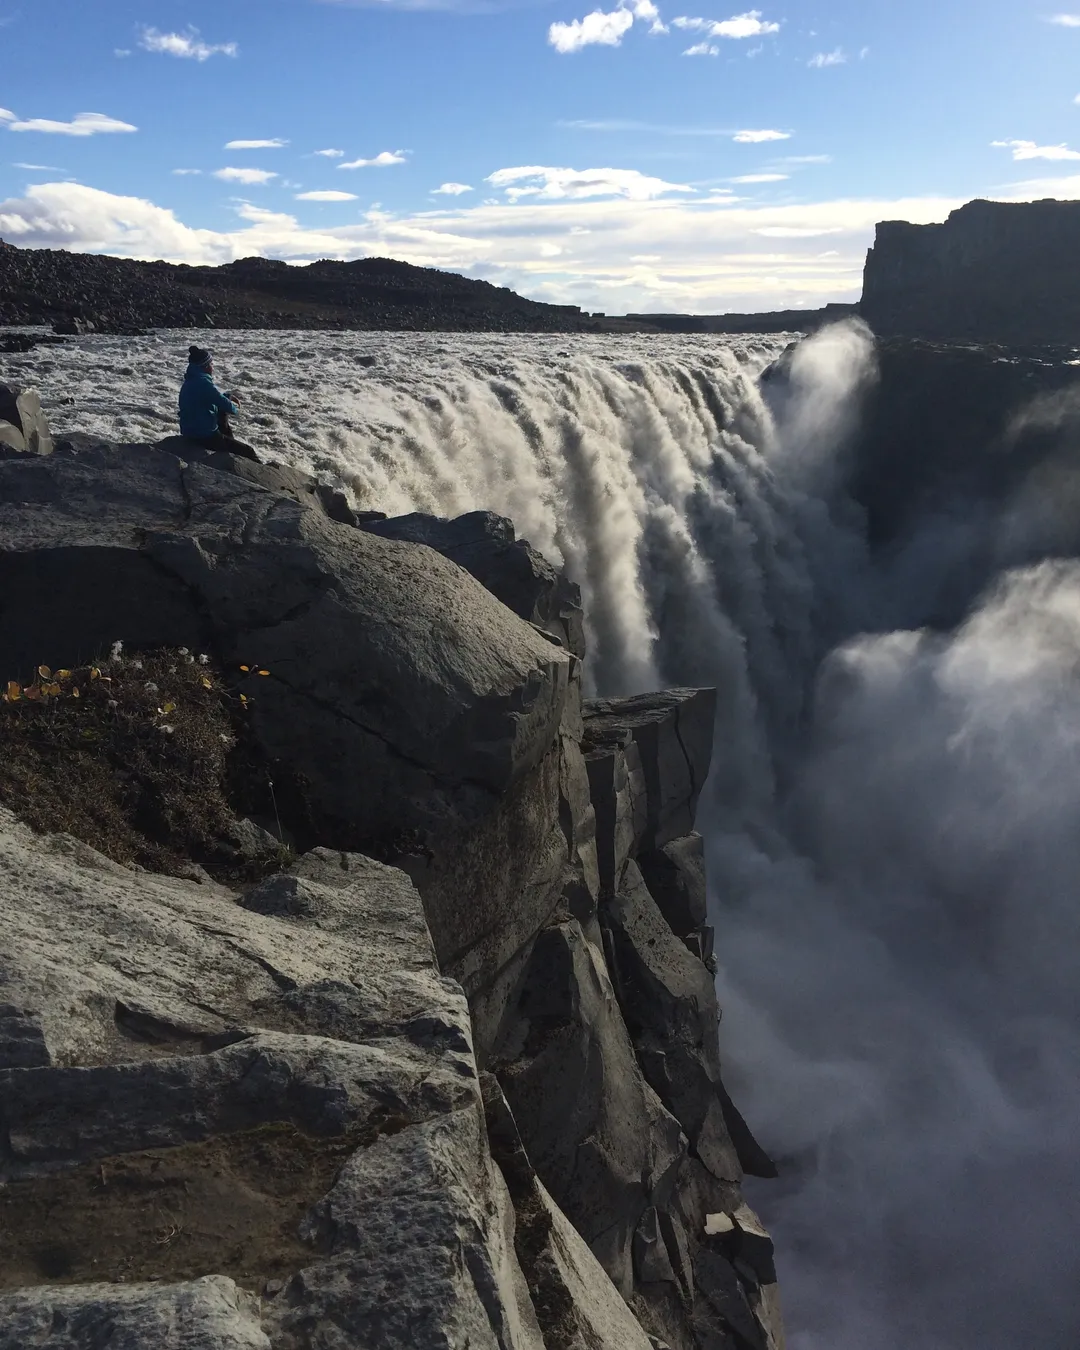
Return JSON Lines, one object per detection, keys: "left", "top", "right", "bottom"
{"left": 191, "top": 415, "right": 259, "bottom": 462}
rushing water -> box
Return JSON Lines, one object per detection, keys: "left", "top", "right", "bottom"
{"left": 6, "top": 325, "right": 1080, "bottom": 1349}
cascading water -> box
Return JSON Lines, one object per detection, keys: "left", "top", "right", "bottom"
{"left": 10, "top": 323, "right": 1080, "bottom": 1347}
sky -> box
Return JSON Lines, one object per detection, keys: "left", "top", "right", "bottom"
{"left": 0, "top": 0, "right": 1079, "bottom": 313}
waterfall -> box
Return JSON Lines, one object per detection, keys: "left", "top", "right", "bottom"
{"left": 16, "top": 323, "right": 1080, "bottom": 1348}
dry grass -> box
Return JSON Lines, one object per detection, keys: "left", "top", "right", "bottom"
{"left": 0, "top": 646, "right": 289, "bottom": 881}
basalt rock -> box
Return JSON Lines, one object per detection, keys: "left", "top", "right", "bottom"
{"left": 583, "top": 690, "right": 717, "bottom": 855}
{"left": 366, "top": 509, "right": 586, "bottom": 658}
{"left": 0, "top": 431, "right": 781, "bottom": 1350}
{"left": 154, "top": 436, "right": 358, "bottom": 525}
{"left": 861, "top": 199, "right": 1080, "bottom": 346}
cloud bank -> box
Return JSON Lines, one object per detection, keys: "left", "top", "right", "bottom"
{"left": 3, "top": 112, "right": 137, "bottom": 137}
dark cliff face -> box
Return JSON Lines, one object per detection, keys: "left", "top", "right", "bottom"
{"left": 861, "top": 198, "right": 1080, "bottom": 344}
{"left": 0, "top": 245, "right": 590, "bottom": 333}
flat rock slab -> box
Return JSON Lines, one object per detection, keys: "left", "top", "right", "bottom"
{"left": 0, "top": 1276, "right": 270, "bottom": 1350}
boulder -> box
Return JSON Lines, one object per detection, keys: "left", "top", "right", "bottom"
{"left": 52, "top": 316, "right": 97, "bottom": 336}
{"left": 154, "top": 438, "right": 358, "bottom": 525}
{"left": 0, "top": 809, "right": 540, "bottom": 1349}
{"left": 583, "top": 689, "right": 717, "bottom": 854}
{"left": 365, "top": 510, "right": 586, "bottom": 657}
{"left": 0, "top": 385, "right": 52, "bottom": 456}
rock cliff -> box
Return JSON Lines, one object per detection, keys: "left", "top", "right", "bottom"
{"left": 861, "top": 198, "right": 1080, "bottom": 345}
{"left": 0, "top": 397, "right": 784, "bottom": 1349}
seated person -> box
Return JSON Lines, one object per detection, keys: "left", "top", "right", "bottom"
{"left": 178, "top": 346, "right": 259, "bottom": 461}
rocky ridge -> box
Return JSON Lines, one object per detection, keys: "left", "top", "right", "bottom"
{"left": 0, "top": 391, "right": 784, "bottom": 1350}
{"left": 0, "top": 246, "right": 611, "bottom": 335}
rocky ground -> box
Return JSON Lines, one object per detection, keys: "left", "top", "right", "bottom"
{"left": 0, "top": 243, "right": 637, "bottom": 334}
{"left": 0, "top": 389, "right": 785, "bottom": 1350}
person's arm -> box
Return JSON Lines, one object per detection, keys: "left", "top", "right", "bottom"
{"left": 209, "top": 382, "right": 240, "bottom": 417}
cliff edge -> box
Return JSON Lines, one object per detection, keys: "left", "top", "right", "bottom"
{"left": 0, "top": 394, "right": 784, "bottom": 1350}
{"left": 861, "top": 198, "right": 1080, "bottom": 345}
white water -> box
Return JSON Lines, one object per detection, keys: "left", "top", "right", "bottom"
{"left": 7, "top": 325, "right": 1080, "bottom": 1348}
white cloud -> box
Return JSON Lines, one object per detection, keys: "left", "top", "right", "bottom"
{"left": 339, "top": 150, "right": 408, "bottom": 169}
{"left": 433, "top": 182, "right": 474, "bottom": 195}
{"left": 0, "top": 109, "right": 15, "bottom": 122}
{"left": 1046, "top": 13, "right": 1080, "bottom": 25}
{"left": 295, "top": 190, "right": 358, "bottom": 201}
{"left": 225, "top": 139, "right": 288, "bottom": 150}
{"left": 139, "top": 28, "right": 238, "bottom": 61}
{"left": 672, "top": 10, "right": 779, "bottom": 38}
{"left": 632, "top": 0, "right": 669, "bottom": 32}
{"left": 114, "top": 49, "right": 132, "bottom": 58}
{"left": 213, "top": 167, "right": 278, "bottom": 184}
{"left": 684, "top": 40, "right": 719, "bottom": 54}
{"left": 0, "top": 177, "right": 976, "bottom": 314}
{"left": 992, "top": 138, "right": 1080, "bottom": 161}
{"left": 732, "top": 172, "right": 789, "bottom": 182}
{"left": 486, "top": 165, "right": 691, "bottom": 200}
{"left": 733, "top": 128, "right": 791, "bottom": 143}
{"left": 315, "top": 148, "right": 346, "bottom": 158}
{"left": 754, "top": 225, "right": 843, "bottom": 237}
{"left": 779, "top": 154, "right": 832, "bottom": 165}
{"left": 549, "top": 6, "right": 635, "bottom": 51}
{"left": 809, "top": 47, "right": 846, "bottom": 67}
{"left": 13, "top": 162, "right": 62, "bottom": 171}
{"left": 172, "top": 169, "right": 202, "bottom": 176}
{"left": 6, "top": 112, "right": 138, "bottom": 137}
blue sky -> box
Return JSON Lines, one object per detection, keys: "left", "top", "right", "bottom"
{"left": 1, "top": 0, "right": 1079, "bottom": 312}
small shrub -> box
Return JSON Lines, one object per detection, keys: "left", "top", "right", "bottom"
{"left": 0, "top": 647, "right": 287, "bottom": 882}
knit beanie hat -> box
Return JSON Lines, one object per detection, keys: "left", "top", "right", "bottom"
{"left": 188, "top": 345, "right": 212, "bottom": 367}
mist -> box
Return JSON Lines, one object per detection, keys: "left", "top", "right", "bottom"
{"left": 15, "top": 322, "right": 1080, "bottom": 1346}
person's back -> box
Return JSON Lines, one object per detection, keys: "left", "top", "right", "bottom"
{"left": 178, "top": 345, "right": 258, "bottom": 460}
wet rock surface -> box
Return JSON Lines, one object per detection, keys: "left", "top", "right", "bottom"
{"left": 0, "top": 433, "right": 782, "bottom": 1349}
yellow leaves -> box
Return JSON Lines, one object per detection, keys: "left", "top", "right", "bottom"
{"left": 4, "top": 680, "right": 20, "bottom": 703}
{"left": 239, "top": 665, "right": 250, "bottom": 673}
{"left": 90, "top": 668, "right": 101, "bottom": 681}
{"left": 37, "top": 665, "right": 51, "bottom": 680}
{"left": 257, "top": 670, "right": 270, "bottom": 677}
{"left": 201, "top": 677, "right": 213, "bottom": 690}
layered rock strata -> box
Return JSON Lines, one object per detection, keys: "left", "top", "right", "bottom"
{"left": 861, "top": 198, "right": 1080, "bottom": 345}
{"left": 0, "top": 414, "right": 783, "bottom": 1349}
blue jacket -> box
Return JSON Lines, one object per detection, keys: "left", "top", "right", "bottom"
{"left": 179, "top": 365, "right": 239, "bottom": 439}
